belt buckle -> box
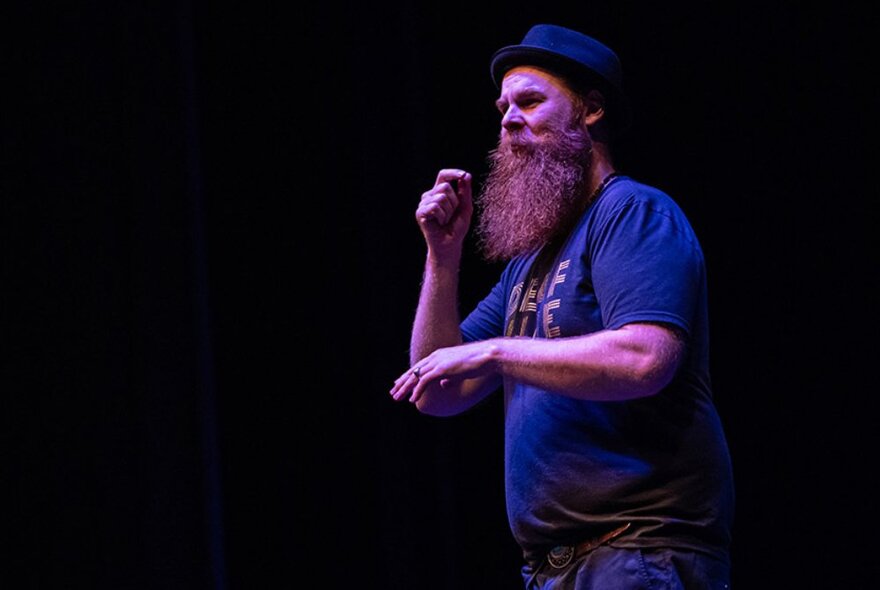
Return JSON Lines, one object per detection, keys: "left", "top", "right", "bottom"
{"left": 546, "top": 545, "right": 574, "bottom": 569}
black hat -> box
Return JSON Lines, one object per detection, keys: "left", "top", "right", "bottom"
{"left": 490, "top": 24, "right": 632, "bottom": 134}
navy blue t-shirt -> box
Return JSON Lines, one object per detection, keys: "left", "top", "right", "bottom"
{"left": 460, "top": 176, "right": 734, "bottom": 564}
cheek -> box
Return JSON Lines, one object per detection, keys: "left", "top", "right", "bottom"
{"left": 531, "top": 112, "right": 572, "bottom": 136}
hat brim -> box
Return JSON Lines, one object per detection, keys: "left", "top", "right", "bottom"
{"left": 490, "top": 45, "right": 632, "bottom": 135}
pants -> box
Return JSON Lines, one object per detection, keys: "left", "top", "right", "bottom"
{"left": 522, "top": 546, "right": 730, "bottom": 590}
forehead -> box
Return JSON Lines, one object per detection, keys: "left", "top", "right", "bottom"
{"left": 499, "top": 66, "right": 575, "bottom": 98}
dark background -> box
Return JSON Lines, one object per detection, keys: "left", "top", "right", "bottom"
{"left": 7, "top": 2, "right": 874, "bottom": 588}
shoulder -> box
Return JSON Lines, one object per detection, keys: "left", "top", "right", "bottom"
{"left": 574, "top": 176, "right": 706, "bottom": 261}
{"left": 590, "top": 176, "right": 698, "bottom": 234}
{"left": 593, "top": 176, "right": 683, "bottom": 216}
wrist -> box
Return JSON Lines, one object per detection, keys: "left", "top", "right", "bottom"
{"left": 484, "top": 338, "right": 505, "bottom": 373}
{"left": 425, "top": 248, "right": 463, "bottom": 272}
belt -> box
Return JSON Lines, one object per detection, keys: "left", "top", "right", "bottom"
{"left": 525, "top": 523, "right": 633, "bottom": 589}
{"left": 544, "top": 522, "right": 631, "bottom": 569}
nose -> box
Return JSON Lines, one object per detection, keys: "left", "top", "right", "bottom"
{"left": 501, "top": 104, "right": 524, "bottom": 132}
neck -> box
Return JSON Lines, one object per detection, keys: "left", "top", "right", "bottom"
{"left": 586, "top": 146, "right": 616, "bottom": 200}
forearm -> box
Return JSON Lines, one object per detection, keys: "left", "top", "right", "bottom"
{"left": 489, "top": 324, "right": 684, "bottom": 401}
{"left": 394, "top": 323, "right": 683, "bottom": 413}
{"left": 409, "top": 252, "right": 464, "bottom": 364}
{"left": 406, "top": 253, "right": 496, "bottom": 416}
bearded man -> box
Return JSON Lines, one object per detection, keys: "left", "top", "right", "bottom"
{"left": 390, "top": 24, "right": 734, "bottom": 590}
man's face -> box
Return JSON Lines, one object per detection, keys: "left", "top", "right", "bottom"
{"left": 475, "top": 67, "right": 593, "bottom": 262}
{"left": 495, "top": 66, "right": 580, "bottom": 149}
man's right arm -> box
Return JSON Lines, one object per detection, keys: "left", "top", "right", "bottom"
{"left": 408, "top": 167, "right": 474, "bottom": 364}
{"left": 409, "top": 254, "right": 463, "bottom": 364}
{"left": 390, "top": 169, "right": 500, "bottom": 415}
{"left": 405, "top": 252, "right": 501, "bottom": 416}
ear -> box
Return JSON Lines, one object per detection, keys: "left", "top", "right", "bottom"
{"left": 582, "top": 89, "right": 607, "bottom": 126}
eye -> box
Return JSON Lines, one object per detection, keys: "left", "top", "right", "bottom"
{"left": 520, "top": 96, "right": 541, "bottom": 109}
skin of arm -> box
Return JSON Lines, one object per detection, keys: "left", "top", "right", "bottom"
{"left": 393, "top": 78, "right": 687, "bottom": 415}
{"left": 391, "top": 168, "right": 501, "bottom": 416}
{"left": 403, "top": 253, "right": 504, "bottom": 416}
{"left": 390, "top": 162, "right": 688, "bottom": 416}
{"left": 392, "top": 322, "right": 685, "bottom": 416}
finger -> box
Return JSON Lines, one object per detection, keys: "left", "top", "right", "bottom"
{"left": 389, "top": 378, "right": 406, "bottom": 400}
{"left": 437, "top": 181, "right": 460, "bottom": 211}
{"left": 418, "top": 190, "right": 457, "bottom": 225}
{"left": 393, "top": 361, "right": 428, "bottom": 399}
{"left": 390, "top": 373, "right": 405, "bottom": 394}
{"left": 434, "top": 168, "right": 468, "bottom": 188}
{"left": 456, "top": 172, "right": 473, "bottom": 219}
{"left": 391, "top": 378, "right": 415, "bottom": 402}
{"left": 390, "top": 369, "right": 416, "bottom": 400}
{"left": 435, "top": 174, "right": 468, "bottom": 227}
{"left": 408, "top": 379, "right": 424, "bottom": 404}
{"left": 391, "top": 367, "right": 415, "bottom": 387}
{"left": 417, "top": 200, "right": 450, "bottom": 225}
{"left": 408, "top": 364, "right": 437, "bottom": 404}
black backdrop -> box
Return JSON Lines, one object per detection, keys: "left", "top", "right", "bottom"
{"left": 8, "top": 2, "right": 874, "bottom": 588}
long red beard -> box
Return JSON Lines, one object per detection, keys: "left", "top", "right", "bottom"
{"left": 475, "top": 124, "right": 593, "bottom": 262}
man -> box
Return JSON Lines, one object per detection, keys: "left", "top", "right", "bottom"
{"left": 390, "top": 24, "right": 734, "bottom": 589}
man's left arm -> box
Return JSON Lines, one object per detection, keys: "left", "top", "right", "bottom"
{"left": 401, "top": 321, "right": 684, "bottom": 403}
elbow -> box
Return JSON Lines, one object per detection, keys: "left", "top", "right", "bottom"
{"left": 620, "top": 324, "right": 686, "bottom": 397}
{"left": 414, "top": 399, "right": 461, "bottom": 417}
{"left": 413, "top": 380, "right": 481, "bottom": 416}
{"left": 608, "top": 322, "right": 686, "bottom": 398}
{"left": 629, "top": 372, "right": 669, "bottom": 398}
{"left": 629, "top": 354, "right": 681, "bottom": 398}
{"left": 413, "top": 384, "right": 461, "bottom": 416}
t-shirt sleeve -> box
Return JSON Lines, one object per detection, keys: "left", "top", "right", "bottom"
{"left": 590, "top": 200, "right": 703, "bottom": 335}
{"left": 460, "top": 275, "right": 508, "bottom": 343}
